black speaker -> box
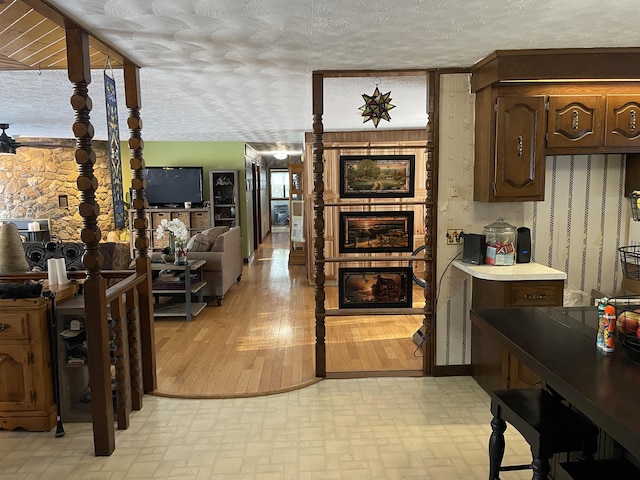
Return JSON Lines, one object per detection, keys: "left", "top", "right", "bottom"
{"left": 462, "top": 233, "right": 486, "bottom": 265}
{"left": 516, "top": 227, "right": 531, "bottom": 263}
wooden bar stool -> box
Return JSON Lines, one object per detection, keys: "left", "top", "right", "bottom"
{"left": 489, "top": 388, "right": 598, "bottom": 480}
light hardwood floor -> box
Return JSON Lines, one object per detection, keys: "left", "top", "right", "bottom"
{"left": 153, "top": 232, "right": 424, "bottom": 398}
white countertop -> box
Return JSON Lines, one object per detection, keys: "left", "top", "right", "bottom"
{"left": 452, "top": 260, "right": 567, "bottom": 281}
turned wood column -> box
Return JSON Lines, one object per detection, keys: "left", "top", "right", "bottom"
{"left": 423, "top": 70, "right": 437, "bottom": 375}
{"left": 66, "top": 24, "right": 115, "bottom": 456}
{"left": 124, "top": 62, "right": 157, "bottom": 394}
{"left": 312, "top": 72, "right": 326, "bottom": 377}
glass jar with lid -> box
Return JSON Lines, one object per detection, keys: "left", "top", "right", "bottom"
{"left": 483, "top": 218, "right": 516, "bottom": 265}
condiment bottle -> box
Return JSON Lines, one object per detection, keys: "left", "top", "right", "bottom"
{"left": 602, "top": 305, "right": 616, "bottom": 353}
{"left": 596, "top": 298, "right": 608, "bottom": 349}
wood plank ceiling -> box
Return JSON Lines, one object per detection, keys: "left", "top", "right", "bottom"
{"left": 0, "top": 0, "right": 123, "bottom": 71}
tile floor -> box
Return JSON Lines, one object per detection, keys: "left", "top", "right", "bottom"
{"left": 0, "top": 377, "right": 533, "bottom": 479}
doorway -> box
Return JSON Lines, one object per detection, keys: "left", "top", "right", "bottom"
{"left": 269, "top": 169, "right": 289, "bottom": 233}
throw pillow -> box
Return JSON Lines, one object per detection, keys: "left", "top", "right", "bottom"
{"left": 201, "top": 226, "right": 229, "bottom": 240}
{"left": 188, "top": 233, "right": 214, "bottom": 252}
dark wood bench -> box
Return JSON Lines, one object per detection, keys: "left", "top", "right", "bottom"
{"left": 560, "top": 458, "right": 640, "bottom": 479}
{"left": 489, "top": 388, "right": 598, "bottom": 480}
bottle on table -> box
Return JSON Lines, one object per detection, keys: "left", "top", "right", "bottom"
{"left": 602, "top": 305, "right": 617, "bottom": 353}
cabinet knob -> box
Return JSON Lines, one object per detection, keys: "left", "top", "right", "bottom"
{"left": 516, "top": 136, "right": 524, "bottom": 157}
{"left": 630, "top": 110, "right": 636, "bottom": 132}
{"left": 0, "top": 323, "right": 7, "bottom": 332}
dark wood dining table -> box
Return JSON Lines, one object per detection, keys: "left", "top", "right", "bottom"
{"left": 471, "top": 306, "right": 640, "bottom": 461}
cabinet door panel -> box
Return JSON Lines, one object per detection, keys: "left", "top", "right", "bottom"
{"left": 605, "top": 95, "right": 640, "bottom": 147}
{"left": 495, "top": 96, "right": 546, "bottom": 199}
{"left": 0, "top": 346, "right": 33, "bottom": 410}
{"left": 508, "top": 355, "right": 541, "bottom": 389}
{"left": 547, "top": 95, "right": 605, "bottom": 148}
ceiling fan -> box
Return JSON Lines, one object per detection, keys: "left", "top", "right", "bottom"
{"left": 0, "top": 124, "right": 62, "bottom": 154}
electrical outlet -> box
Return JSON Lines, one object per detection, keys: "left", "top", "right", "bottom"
{"left": 446, "top": 229, "right": 463, "bottom": 245}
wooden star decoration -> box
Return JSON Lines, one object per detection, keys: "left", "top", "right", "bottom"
{"left": 359, "top": 86, "right": 396, "bottom": 127}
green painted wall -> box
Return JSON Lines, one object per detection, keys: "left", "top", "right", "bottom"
{"left": 121, "top": 141, "right": 250, "bottom": 258}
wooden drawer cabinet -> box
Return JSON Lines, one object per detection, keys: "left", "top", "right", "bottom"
{"left": 472, "top": 278, "right": 564, "bottom": 308}
{"left": 471, "top": 278, "right": 564, "bottom": 392}
{"left": 508, "top": 281, "right": 564, "bottom": 306}
{"left": 0, "top": 298, "right": 56, "bottom": 431}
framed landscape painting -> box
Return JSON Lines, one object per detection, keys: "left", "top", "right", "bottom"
{"left": 340, "top": 154, "right": 415, "bottom": 198}
{"left": 338, "top": 267, "right": 412, "bottom": 309}
{"left": 339, "top": 211, "right": 414, "bottom": 253}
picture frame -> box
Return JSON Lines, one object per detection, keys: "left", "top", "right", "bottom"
{"left": 338, "top": 267, "right": 412, "bottom": 309}
{"left": 339, "top": 211, "right": 414, "bottom": 253}
{"left": 340, "top": 154, "right": 415, "bottom": 198}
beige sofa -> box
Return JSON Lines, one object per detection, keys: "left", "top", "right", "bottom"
{"left": 186, "top": 226, "right": 243, "bottom": 305}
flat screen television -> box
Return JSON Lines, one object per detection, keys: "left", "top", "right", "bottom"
{"left": 144, "top": 166, "right": 204, "bottom": 207}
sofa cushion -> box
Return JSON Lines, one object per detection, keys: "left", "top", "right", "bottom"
{"left": 188, "top": 233, "right": 214, "bottom": 252}
{"left": 189, "top": 226, "right": 230, "bottom": 252}
{"left": 201, "top": 226, "right": 229, "bottom": 240}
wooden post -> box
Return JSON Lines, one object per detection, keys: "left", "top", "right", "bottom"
{"left": 126, "top": 289, "right": 144, "bottom": 410}
{"left": 124, "top": 61, "right": 157, "bottom": 393}
{"left": 423, "top": 70, "right": 437, "bottom": 375}
{"left": 312, "top": 72, "right": 326, "bottom": 377}
{"left": 66, "top": 25, "right": 115, "bottom": 456}
{"left": 110, "top": 295, "right": 131, "bottom": 430}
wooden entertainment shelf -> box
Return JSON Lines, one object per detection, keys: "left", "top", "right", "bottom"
{"left": 129, "top": 207, "right": 211, "bottom": 255}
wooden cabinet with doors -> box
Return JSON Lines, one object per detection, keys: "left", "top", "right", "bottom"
{"left": 605, "top": 94, "right": 640, "bottom": 147}
{"left": 0, "top": 297, "right": 56, "bottom": 431}
{"left": 470, "top": 277, "right": 564, "bottom": 393}
{"left": 546, "top": 95, "right": 605, "bottom": 148}
{"left": 474, "top": 88, "right": 546, "bottom": 201}
{"left": 471, "top": 49, "right": 640, "bottom": 202}
{"left": 547, "top": 93, "right": 640, "bottom": 149}
{"left": 474, "top": 84, "right": 640, "bottom": 202}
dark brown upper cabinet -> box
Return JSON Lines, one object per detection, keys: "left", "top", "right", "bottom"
{"left": 606, "top": 95, "right": 640, "bottom": 147}
{"left": 494, "top": 95, "right": 546, "bottom": 200}
{"left": 547, "top": 95, "right": 605, "bottom": 149}
{"left": 471, "top": 48, "right": 640, "bottom": 202}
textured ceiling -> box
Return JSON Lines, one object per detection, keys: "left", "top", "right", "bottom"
{"left": 4, "top": 0, "right": 640, "bottom": 153}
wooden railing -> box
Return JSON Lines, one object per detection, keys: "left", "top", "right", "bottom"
{"left": 0, "top": 258, "right": 156, "bottom": 456}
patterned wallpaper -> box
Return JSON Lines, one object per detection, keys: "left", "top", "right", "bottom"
{"left": 436, "top": 74, "right": 633, "bottom": 366}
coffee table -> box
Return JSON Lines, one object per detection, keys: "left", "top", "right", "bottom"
{"left": 150, "top": 259, "right": 207, "bottom": 322}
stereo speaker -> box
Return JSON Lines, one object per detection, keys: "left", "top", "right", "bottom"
{"left": 516, "top": 227, "right": 531, "bottom": 263}
{"left": 462, "top": 233, "right": 486, "bottom": 265}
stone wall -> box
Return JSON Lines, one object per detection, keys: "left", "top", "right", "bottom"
{"left": 0, "top": 139, "right": 119, "bottom": 241}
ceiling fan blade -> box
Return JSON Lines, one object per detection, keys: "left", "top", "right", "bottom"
{"left": 14, "top": 137, "right": 66, "bottom": 148}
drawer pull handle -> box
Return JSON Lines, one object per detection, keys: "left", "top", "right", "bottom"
{"left": 0, "top": 323, "right": 7, "bottom": 332}
{"left": 516, "top": 136, "right": 523, "bottom": 157}
{"left": 572, "top": 109, "right": 579, "bottom": 132}
{"left": 524, "top": 294, "right": 547, "bottom": 300}
{"left": 630, "top": 110, "right": 636, "bottom": 132}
